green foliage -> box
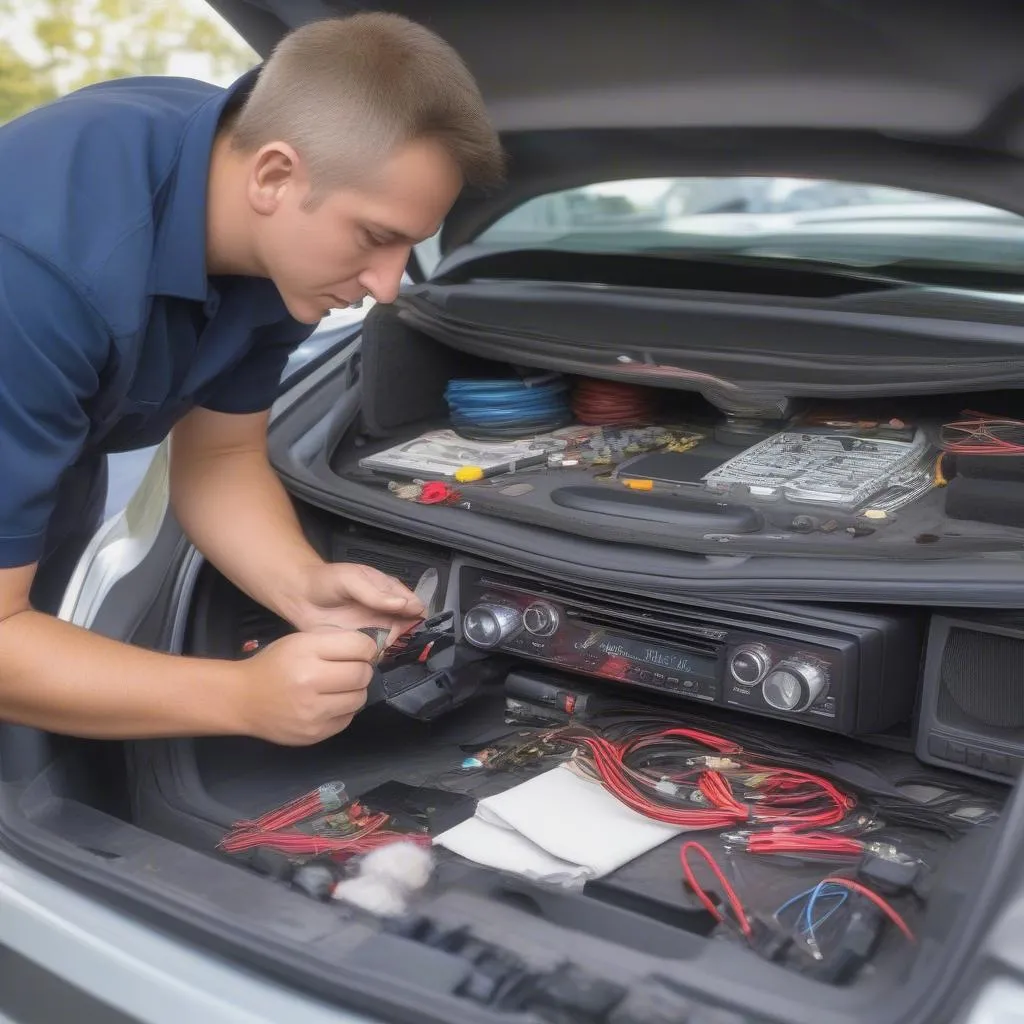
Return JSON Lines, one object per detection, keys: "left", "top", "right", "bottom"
{"left": 0, "top": 0, "right": 256, "bottom": 123}
{"left": 0, "top": 41, "right": 58, "bottom": 122}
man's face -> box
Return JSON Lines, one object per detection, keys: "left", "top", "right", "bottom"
{"left": 250, "top": 138, "right": 463, "bottom": 324}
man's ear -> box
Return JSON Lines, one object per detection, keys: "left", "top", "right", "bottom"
{"left": 248, "top": 141, "right": 302, "bottom": 216}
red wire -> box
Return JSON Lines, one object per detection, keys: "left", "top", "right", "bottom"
{"left": 941, "top": 415, "right": 1024, "bottom": 455}
{"left": 237, "top": 782, "right": 348, "bottom": 832}
{"left": 657, "top": 728, "right": 743, "bottom": 754}
{"left": 576, "top": 734, "right": 748, "bottom": 829}
{"left": 820, "top": 877, "right": 917, "bottom": 943}
{"left": 745, "top": 833, "right": 865, "bottom": 857}
{"left": 746, "top": 764, "right": 854, "bottom": 830}
{"left": 680, "top": 841, "right": 752, "bottom": 937}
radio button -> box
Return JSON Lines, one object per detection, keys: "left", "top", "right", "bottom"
{"left": 523, "top": 601, "right": 560, "bottom": 637}
{"left": 729, "top": 643, "right": 773, "bottom": 686}
{"left": 763, "top": 659, "right": 828, "bottom": 713}
{"left": 463, "top": 603, "right": 522, "bottom": 648}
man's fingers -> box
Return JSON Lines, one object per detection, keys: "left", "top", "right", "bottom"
{"left": 307, "top": 628, "right": 379, "bottom": 664}
{"left": 343, "top": 566, "right": 425, "bottom": 617}
{"left": 319, "top": 690, "right": 368, "bottom": 720}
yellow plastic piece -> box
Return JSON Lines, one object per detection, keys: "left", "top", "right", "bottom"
{"left": 455, "top": 466, "right": 485, "bottom": 483}
{"left": 623, "top": 478, "right": 654, "bottom": 490}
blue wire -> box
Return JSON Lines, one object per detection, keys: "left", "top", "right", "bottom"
{"left": 804, "top": 883, "right": 848, "bottom": 944}
{"left": 774, "top": 883, "right": 849, "bottom": 942}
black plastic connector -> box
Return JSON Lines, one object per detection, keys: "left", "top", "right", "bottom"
{"left": 607, "top": 982, "right": 694, "bottom": 1024}
{"left": 748, "top": 914, "right": 794, "bottom": 963}
{"left": 858, "top": 850, "right": 922, "bottom": 896}
{"left": 522, "top": 962, "right": 627, "bottom": 1023}
{"left": 808, "top": 904, "right": 885, "bottom": 985}
{"left": 291, "top": 862, "right": 338, "bottom": 901}
{"left": 246, "top": 848, "right": 294, "bottom": 883}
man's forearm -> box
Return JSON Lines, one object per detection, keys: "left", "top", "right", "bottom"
{"left": 170, "top": 442, "right": 322, "bottom": 624}
{"left": 0, "top": 610, "right": 244, "bottom": 738}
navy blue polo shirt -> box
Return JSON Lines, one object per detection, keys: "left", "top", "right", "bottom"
{"left": 0, "top": 70, "right": 314, "bottom": 569}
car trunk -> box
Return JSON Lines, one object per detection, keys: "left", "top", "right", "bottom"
{"left": 105, "top": 247, "right": 1024, "bottom": 1020}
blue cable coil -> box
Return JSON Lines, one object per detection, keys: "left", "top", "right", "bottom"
{"left": 444, "top": 375, "right": 572, "bottom": 439}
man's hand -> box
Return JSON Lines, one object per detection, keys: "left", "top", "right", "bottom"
{"left": 286, "top": 562, "right": 425, "bottom": 640}
{"left": 170, "top": 409, "right": 426, "bottom": 645}
{"left": 233, "top": 628, "right": 380, "bottom": 745}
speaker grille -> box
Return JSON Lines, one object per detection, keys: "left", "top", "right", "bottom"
{"left": 344, "top": 547, "right": 431, "bottom": 590}
{"left": 938, "top": 627, "right": 1024, "bottom": 730}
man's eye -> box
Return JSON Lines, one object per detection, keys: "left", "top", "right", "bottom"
{"left": 361, "top": 229, "right": 387, "bottom": 248}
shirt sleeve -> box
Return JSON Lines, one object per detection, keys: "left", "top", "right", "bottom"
{"left": 0, "top": 240, "right": 110, "bottom": 568}
{"left": 198, "top": 318, "right": 315, "bottom": 415}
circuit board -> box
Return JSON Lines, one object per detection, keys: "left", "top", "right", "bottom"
{"left": 701, "top": 429, "right": 932, "bottom": 509}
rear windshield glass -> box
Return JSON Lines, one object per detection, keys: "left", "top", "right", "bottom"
{"left": 464, "top": 177, "right": 1024, "bottom": 274}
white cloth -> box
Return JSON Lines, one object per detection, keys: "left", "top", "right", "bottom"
{"left": 435, "top": 816, "right": 590, "bottom": 884}
{"left": 434, "top": 765, "right": 684, "bottom": 881}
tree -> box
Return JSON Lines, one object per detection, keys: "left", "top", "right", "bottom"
{"left": 0, "top": 0, "right": 256, "bottom": 123}
{"left": 0, "top": 41, "right": 57, "bottom": 123}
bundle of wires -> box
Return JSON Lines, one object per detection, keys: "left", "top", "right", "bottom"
{"left": 940, "top": 412, "right": 1024, "bottom": 455}
{"left": 218, "top": 784, "right": 429, "bottom": 862}
{"left": 680, "top": 846, "right": 916, "bottom": 954}
{"left": 521, "top": 700, "right": 997, "bottom": 839}
{"left": 570, "top": 378, "right": 659, "bottom": 425}
{"left": 739, "top": 831, "right": 867, "bottom": 859}
{"left": 527, "top": 721, "right": 856, "bottom": 834}
{"left": 775, "top": 877, "right": 916, "bottom": 946}
{"left": 444, "top": 375, "right": 572, "bottom": 441}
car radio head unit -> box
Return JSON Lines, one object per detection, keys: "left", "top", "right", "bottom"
{"left": 459, "top": 569, "right": 922, "bottom": 736}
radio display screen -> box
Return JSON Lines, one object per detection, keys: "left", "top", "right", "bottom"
{"left": 588, "top": 634, "right": 717, "bottom": 679}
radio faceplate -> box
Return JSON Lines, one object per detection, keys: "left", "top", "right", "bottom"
{"left": 459, "top": 569, "right": 921, "bottom": 735}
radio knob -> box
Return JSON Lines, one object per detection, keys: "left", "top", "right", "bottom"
{"left": 523, "top": 601, "right": 560, "bottom": 637}
{"left": 762, "top": 659, "right": 828, "bottom": 713}
{"left": 729, "top": 643, "right": 773, "bottom": 686}
{"left": 463, "top": 603, "right": 522, "bottom": 648}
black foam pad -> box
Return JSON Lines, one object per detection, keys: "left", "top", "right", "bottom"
{"left": 954, "top": 453, "right": 1024, "bottom": 484}
{"left": 945, "top": 475, "right": 1024, "bottom": 529}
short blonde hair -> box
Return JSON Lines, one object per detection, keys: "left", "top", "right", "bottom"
{"left": 229, "top": 13, "right": 504, "bottom": 193}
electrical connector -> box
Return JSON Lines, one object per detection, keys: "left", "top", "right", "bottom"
{"left": 747, "top": 914, "right": 794, "bottom": 963}
{"left": 806, "top": 904, "right": 885, "bottom": 984}
{"left": 858, "top": 849, "right": 924, "bottom": 896}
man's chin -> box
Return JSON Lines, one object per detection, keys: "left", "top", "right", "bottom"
{"left": 286, "top": 298, "right": 328, "bottom": 325}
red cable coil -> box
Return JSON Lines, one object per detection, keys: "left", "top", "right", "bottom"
{"left": 570, "top": 378, "right": 658, "bottom": 425}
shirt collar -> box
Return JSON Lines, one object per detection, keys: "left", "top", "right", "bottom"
{"left": 149, "top": 67, "right": 261, "bottom": 302}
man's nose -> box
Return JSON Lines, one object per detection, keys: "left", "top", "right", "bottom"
{"left": 359, "top": 245, "right": 410, "bottom": 305}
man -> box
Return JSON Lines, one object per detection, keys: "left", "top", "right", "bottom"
{"left": 0, "top": 14, "right": 504, "bottom": 746}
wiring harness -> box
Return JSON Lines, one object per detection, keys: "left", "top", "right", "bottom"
{"left": 940, "top": 411, "right": 1024, "bottom": 455}
{"left": 496, "top": 720, "right": 857, "bottom": 836}
{"left": 681, "top": 841, "right": 916, "bottom": 979}
{"left": 218, "top": 781, "right": 430, "bottom": 862}
{"left": 495, "top": 698, "right": 998, "bottom": 839}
